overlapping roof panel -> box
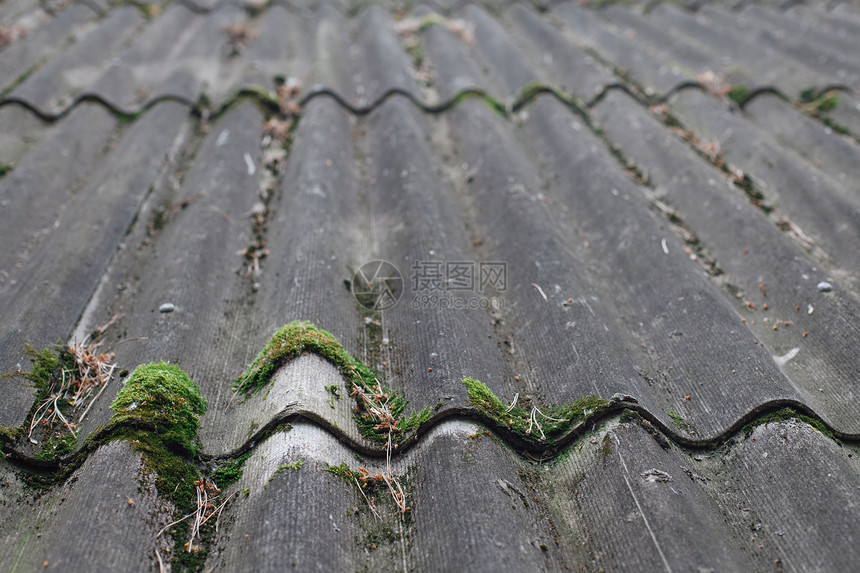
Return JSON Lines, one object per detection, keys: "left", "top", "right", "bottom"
{"left": 1, "top": 0, "right": 859, "bottom": 570}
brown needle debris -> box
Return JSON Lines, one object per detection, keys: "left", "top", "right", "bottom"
{"left": 393, "top": 14, "right": 475, "bottom": 45}
{"left": 157, "top": 479, "right": 238, "bottom": 554}
{"left": 0, "top": 25, "right": 26, "bottom": 49}
{"left": 695, "top": 71, "right": 731, "bottom": 99}
{"left": 276, "top": 77, "right": 303, "bottom": 117}
{"left": 27, "top": 314, "right": 125, "bottom": 444}
{"left": 349, "top": 380, "right": 409, "bottom": 516}
{"left": 223, "top": 22, "right": 257, "bottom": 56}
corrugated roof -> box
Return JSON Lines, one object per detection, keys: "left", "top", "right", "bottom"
{"left": 1, "top": 0, "right": 859, "bottom": 571}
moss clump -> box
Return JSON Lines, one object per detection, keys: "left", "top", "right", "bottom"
{"left": 117, "top": 430, "right": 205, "bottom": 571}
{"left": 325, "top": 384, "right": 340, "bottom": 409}
{"left": 105, "top": 364, "right": 209, "bottom": 571}
{"left": 405, "top": 41, "right": 424, "bottom": 70}
{"left": 668, "top": 410, "right": 689, "bottom": 431}
{"left": 236, "top": 322, "right": 376, "bottom": 395}
{"left": 3, "top": 343, "right": 77, "bottom": 448}
{"left": 462, "top": 378, "right": 507, "bottom": 414}
{"left": 34, "top": 433, "right": 76, "bottom": 461}
{"left": 727, "top": 84, "right": 751, "bottom": 106}
{"left": 799, "top": 87, "right": 817, "bottom": 103}
{"left": 236, "top": 322, "right": 423, "bottom": 445}
{"left": 599, "top": 433, "right": 612, "bottom": 459}
{"left": 19, "top": 343, "right": 75, "bottom": 401}
{"left": 324, "top": 462, "right": 354, "bottom": 483}
{"left": 324, "top": 462, "right": 411, "bottom": 514}
{"left": 815, "top": 93, "right": 839, "bottom": 113}
{"left": 800, "top": 89, "right": 839, "bottom": 115}
{"left": 210, "top": 451, "right": 252, "bottom": 489}
{"left": 0, "top": 164, "right": 12, "bottom": 178}
{"left": 462, "top": 378, "right": 608, "bottom": 443}
{"left": 109, "top": 362, "right": 206, "bottom": 456}
{"left": 268, "top": 460, "right": 304, "bottom": 484}
{"left": 400, "top": 407, "right": 432, "bottom": 433}
{"left": 743, "top": 408, "right": 833, "bottom": 439}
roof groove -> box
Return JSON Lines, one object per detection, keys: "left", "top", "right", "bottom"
{"left": 3, "top": 79, "right": 852, "bottom": 128}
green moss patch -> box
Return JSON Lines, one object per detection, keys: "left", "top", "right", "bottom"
{"left": 0, "top": 343, "right": 78, "bottom": 453}
{"left": 743, "top": 408, "right": 833, "bottom": 439}
{"left": 109, "top": 362, "right": 206, "bottom": 456}
{"left": 235, "top": 322, "right": 431, "bottom": 445}
{"left": 727, "top": 84, "right": 751, "bottom": 106}
{"left": 462, "top": 377, "right": 608, "bottom": 444}
{"left": 799, "top": 88, "right": 839, "bottom": 116}
{"left": 668, "top": 409, "right": 690, "bottom": 431}
{"left": 117, "top": 430, "right": 207, "bottom": 571}
{"left": 324, "top": 462, "right": 354, "bottom": 483}
{"left": 267, "top": 460, "right": 304, "bottom": 484}
{"left": 324, "top": 462, "right": 413, "bottom": 527}
{"left": 210, "top": 451, "right": 252, "bottom": 489}
{"left": 105, "top": 364, "right": 211, "bottom": 571}
{"left": 34, "top": 433, "right": 76, "bottom": 461}
{"left": 235, "top": 321, "right": 375, "bottom": 395}
{"left": 19, "top": 343, "right": 75, "bottom": 406}
{"left": 400, "top": 407, "right": 432, "bottom": 433}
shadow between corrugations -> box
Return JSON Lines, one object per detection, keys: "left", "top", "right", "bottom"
{"left": 2, "top": 394, "right": 855, "bottom": 475}
{"left": 1, "top": 76, "right": 856, "bottom": 125}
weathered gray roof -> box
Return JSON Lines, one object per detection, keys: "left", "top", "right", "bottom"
{"left": 1, "top": 0, "right": 860, "bottom": 571}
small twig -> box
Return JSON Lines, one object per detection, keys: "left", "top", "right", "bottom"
{"left": 526, "top": 406, "right": 570, "bottom": 441}
{"left": 354, "top": 474, "right": 380, "bottom": 521}
{"left": 105, "top": 336, "right": 149, "bottom": 349}
{"left": 52, "top": 394, "right": 77, "bottom": 438}
{"left": 155, "top": 548, "right": 166, "bottom": 573}
{"left": 77, "top": 364, "right": 114, "bottom": 423}
{"left": 533, "top": 406, "right": 568, "bottom": 423}
{"left": 382, "top": 473, "right": 407, "bottom": 513}
{"left": 187, "top": 482, "right": 208, "bottom": 550}
{"left": 199, "top": 490, "right": 238, "bottom": 530}
{"left": 527, "top": 408, "right": 548, "bottom": 440}
{"left": 87, "top": 313, "right": 124, "bottom": 344}
{"left": 156, "top": 511, "right": 196, "bottom": 538}
{"left": 531, "top": 283, "right": 548, "bottom": 301}
{"left": 28, "top": 398, "right": 55, "bottom": 442}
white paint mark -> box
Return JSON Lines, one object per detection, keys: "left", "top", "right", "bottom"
{"left": 808, "top": 304, "right": 814, "bottom": 315}
{"left": 531, "top": 283, "right": 547, "bottom": 301}
{"left": 579, "top": 297, "right": 596, "bottom": 317}
{"left": 244, "top": 153, "right": 256, "bottom": 176}
{"left": 216, "top": 129, "right": 229, "bottom": 146}
{"left": 773, "top": 347, "right": 800, "bottom": 367}
{"left": 661, "top": 238, "right": 669, "bottom": 255}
